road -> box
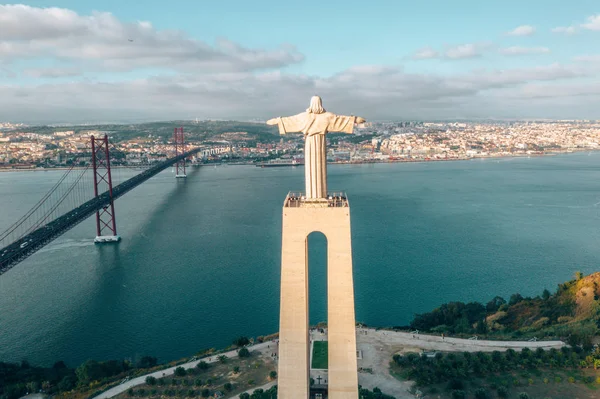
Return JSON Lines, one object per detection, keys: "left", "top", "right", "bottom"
{"left": 356, "top": 327, "right": 566, "bottom": 399}
{"left": 96, "top": 328, "right": 565, "bottom": 399}
{"left": 96, "top": 341, "right": 274, "bottom": 399}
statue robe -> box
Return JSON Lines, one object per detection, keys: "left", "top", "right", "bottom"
{"left": 275, "top": 112, "right": 356, "bottom": 199}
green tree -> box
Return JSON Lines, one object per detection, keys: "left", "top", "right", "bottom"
{"left": 542, "top": 289, "right": 551, "bottom": 300}
{"left": 136, "top": 356, "right": 158, "bottom": 369}
{"left": 451, "top": 390, "right": 466, "bottom": 399}
{"left": 486, "top": 296, "right": 506, "bottom": 312}
{"left": 497, "top": 386, "right": 508, "bottom": 398}
{"left": 197, "top": 361, "right": 209, "bottom": 370}
{"left": 239, "top": 348, "right": 250, "bottom": 358}
{"left": 233, "top": 366, "right": 240, "bottom": 373}
{"left": 218, "top": 355, "right": 228, "bottom": 363}
{"left": 201, "top": 388, "right": 211, "bottom": 397}
{"left": 509, "top": 293, "right": 524, "bottom": 306}
{"left": 518, "top": 393, "right": 529, "bottom": 399}
{"left": 474, "top": 388, "right": 488, "bottom": 399}
{"left": 195, "top": 379, "right": 203, "bottom": 386}
{"left": 239, "top": 393, "right": 250, "bottom": 399}
{"left": 224, "top": 382, "right": 233, "bottom": 391}
{"left": 269, "top": 370, "right": 277, "bottom": 379}
{"left": 58, "top": 375, "right": 76, "bottom": 392}
{"left": 145, "top": 376, "right": 157, "bottom": 385}
{"left": 175, "top": 366, "right": 186, "bottom": 376}
{"left": 476, "top": 319, "right": 488, "bottom": 334}
{"left": 233, "top": 337, "right": 250, "bottom": 346}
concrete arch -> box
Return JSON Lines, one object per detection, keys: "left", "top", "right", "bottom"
{"left": 279, "top": 204, "right": 358, "bottom": 399}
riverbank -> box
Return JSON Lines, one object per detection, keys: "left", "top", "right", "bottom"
{"left": 0, "top": 148, "right": 592, "bottom": 172}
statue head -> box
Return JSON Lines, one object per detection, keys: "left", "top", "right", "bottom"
{"left": 306, "top": 96, "right": 325, "bottom": 114}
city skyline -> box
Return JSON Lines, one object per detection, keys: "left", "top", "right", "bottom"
{"left": 1, "top": 1, "right": 600, "bottom": 122}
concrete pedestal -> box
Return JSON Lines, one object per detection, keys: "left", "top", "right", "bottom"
{"left": 278, "top": 194, "right": 358, "bottom": 399}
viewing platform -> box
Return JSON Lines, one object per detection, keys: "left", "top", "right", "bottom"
{"left": 283, "top": 192, "right": 349, "bottom": 208}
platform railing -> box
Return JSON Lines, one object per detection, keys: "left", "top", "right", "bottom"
{"left": 284, "top": 191, "right": 349, "bottom": 208}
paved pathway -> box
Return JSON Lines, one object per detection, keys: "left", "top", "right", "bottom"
{"left": 97, "top": 327, "right": 566, "bottom": 399}
{"left": 96, "top": 341, "right": 274, "bottom": 399}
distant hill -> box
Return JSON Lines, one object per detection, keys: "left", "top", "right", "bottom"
{"left": 12, "top": 120, "right": 281, "bottom": 144}
{"left": 409, "top": 272, "right": 600, "bottom": 347}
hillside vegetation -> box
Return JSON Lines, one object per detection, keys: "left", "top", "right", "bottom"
{"left": 410, "top": 272, "right": 600, "bottom": 346}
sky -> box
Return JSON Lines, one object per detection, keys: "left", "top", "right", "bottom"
{"left": 0, "top": 0, "right": 599, "bottom": 123}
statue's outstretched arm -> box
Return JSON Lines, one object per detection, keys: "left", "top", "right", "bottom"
{"left": 266, "top": 113, "right": 305, "bottom": 135}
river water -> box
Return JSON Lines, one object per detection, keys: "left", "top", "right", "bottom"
{"left": 1, "top": 152, "right": 600, "bottom": 367}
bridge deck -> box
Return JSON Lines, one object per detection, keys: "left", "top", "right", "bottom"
{"left": 0, "top": 147, "right": 203, "bottom": 275}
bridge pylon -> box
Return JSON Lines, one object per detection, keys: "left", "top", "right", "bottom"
{"left": 91, "top": 135, "right": 121, "bottom": 243}
{"left": 174, "top": 127, "right": 187, "bottom": 178}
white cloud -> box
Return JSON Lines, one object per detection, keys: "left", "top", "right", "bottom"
{"left": 499, "top": 46, "right": 550, "bottom": 56}
{"left": 1, "top": 61, "right": 598, "bottom": 123}
{"left": 444, "top": 43, "right": 488, "bottom": 59}
{"left": 506, "top": 25, "right": 535, "bottom": 36}
{"left": 552, "top": 26, "right": 577, "bottom": 35}
{"left": 573, "top": 54, "right": 600, "bottom": 62}
{"left": 1, "top": 5, "right": 600, "bottom": 122}
{"left": 412, "top": 47, "right": 439, "bottom": 60}
{"left": 22, "top": 67, "right": 83, "bottom": 78}
{"left": 581, "top": 14, "right": 600, "bottom": 31}
{"left": 0, "top": 4, "right": 304, "bottom": 72}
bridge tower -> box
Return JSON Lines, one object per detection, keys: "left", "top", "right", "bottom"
{"left": 91, "top": 135, "right": 121, "bottom": 243}
{"left": 174, "top": 127, "right": 187, "bottom": 178}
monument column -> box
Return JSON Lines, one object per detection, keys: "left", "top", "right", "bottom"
{"left": 278, "top": 208, "right": 310, "bottom": 399}
{"left": 269, "top": 96, "right": 365, "bottom": 399}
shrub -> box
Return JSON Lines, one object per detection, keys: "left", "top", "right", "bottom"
{"left": 474, "top": 388, "right": 488, "bottom": 399}
{"left": 233, "top": 366, "right": 240, "bottom": 373}
{"left": 197, "top": 361, "right": 209, "bottom": 370}
{"left": 238, "top": 348, "right": 250, "bottom": 358}
{"left": 528, "top": 378, "right": 534, "bottom": 385}
{"left": 145, "top": 376, "right": 157, "bottom": 385}
{"left": 233, "top": 336, "right": 250, "bottom": 346}
{"left": 269, "top": 370, "right": 277, "bottom": 379}
{"left": 543, "top": 377, "right": 549, "bottom": 384}
{"left": 451, "top": 390, "right": 466, "bottom": 399}
{"left": 568, "top": 376, "right": 576, "bottom": 383}
{"left": 188, "top": 389, "right": 195, "bottom": 396}
{"left": 518, "top": 393, "right": 529, "bottom": 399}
{"left": 248, "top": 379, "right": 255, "bottom": 385}
{"left": 555, "top": 376, "right": 562, "bottom": 383}
{"left": 171, "top": 379, "right": 178, "bottom": 386}
{"left": 224, "top": 382, "right": 233, "bottom": 391}
{"left": 175, "top": 366, "right": 186, "bottom": 376}
{"left": 195, "top": 379, "right": 203, "bottom": 386}
{"left": 128, "top": 389, "right": 134, "bottom": 396}
{"left": 239, "top": 393, "right": 250, "bottom": 399}
{"left": 448, "top": 379, "right": 464, "bottom": 390}
{"left": 218, "top": 355, "right": 228, "bottom": 363}
{"left": 513, "top": 379, "right": 521, "bottom": 387}
{"left": 497, "top": 386, "right": 508, "bottom": 398}
{"left": 201, "top": 388, "right": 210, "bottom": 397}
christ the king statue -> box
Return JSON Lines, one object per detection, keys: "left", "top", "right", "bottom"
{"left": 267, "top": 96, "right": 366, "bottom": 199}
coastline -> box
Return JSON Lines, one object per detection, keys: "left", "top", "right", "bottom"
{"left": 0, "top": 149, "right": 593, "bottom": 173}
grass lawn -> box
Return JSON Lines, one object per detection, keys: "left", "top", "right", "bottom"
{"left": 312, "top": 341, "right": 328, "bottom": 369}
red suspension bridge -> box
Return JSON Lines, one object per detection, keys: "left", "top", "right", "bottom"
{"left": 0, "top": 128, "right": 226, "bottom": 275}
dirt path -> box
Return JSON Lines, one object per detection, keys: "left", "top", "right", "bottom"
{"left": 356, "top": 327, "right": 565, "bottom": 398}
